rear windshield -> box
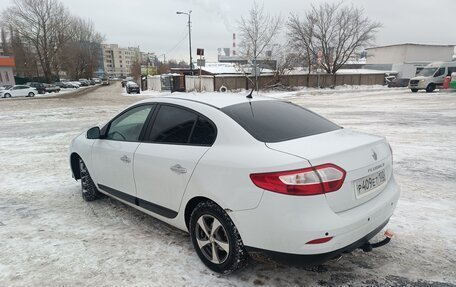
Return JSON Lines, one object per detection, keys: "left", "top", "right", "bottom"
{"left": 222, "top": 100, "right": 340, "bottom": 143}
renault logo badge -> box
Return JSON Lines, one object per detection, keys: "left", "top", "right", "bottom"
{"left": 372, "top": 149, "right": 378, "bottom": 161}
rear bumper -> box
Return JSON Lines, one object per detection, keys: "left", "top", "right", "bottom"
{"left": 229, "top": 175, "right": 400, "bottom": 261}
{"left": 246, "top": 219, "right": 389, "bottom": 265}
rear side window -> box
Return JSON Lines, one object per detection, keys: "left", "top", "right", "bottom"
{"left": 222, "top": 100, "right": 340, "bottom": 143}
{"left": 148, "top": 105, "right": 197, "bottom": 144}
{"left": 190, "top": 117, "right": 216, "bottom": 145}
{"left": 447, "top": 67, "right": 456, "bottom": 76}
{"left": 147, "top": 105, "right": 216, "bottom": 145}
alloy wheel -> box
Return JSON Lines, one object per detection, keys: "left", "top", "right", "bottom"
{"left": 195, "top": 215, "right": 230, "bottom": 264}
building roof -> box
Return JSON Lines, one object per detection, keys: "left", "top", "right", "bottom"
{"left": 366, "top": 43, "right": 455, "bottom": 50}
{"left": 0, "top": 57, "right": 15, "bottom": 67}
{"left": 198, "top": 63, "right": 241, "bottom": 74}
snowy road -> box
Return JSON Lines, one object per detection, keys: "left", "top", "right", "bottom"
{"left": 0, "top": 84, "right": 455, "bottom": 286}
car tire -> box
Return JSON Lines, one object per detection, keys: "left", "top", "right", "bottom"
{"left": 411, "top": 89, "right": 418, "bottom": 93}
{"left": 28, "top": 92, "right": 35, "bottom": 97}
{"left": 189, "top": 201, "right": 248, "bottom": 274}
{"left": 5, "top": 93, "right": 11, "bottom": 98}
{"left": 425, "top": 83, "right": 435, "bottom": 93}
{"left": 79, "top": 159, "right": 102, "bottom": 201}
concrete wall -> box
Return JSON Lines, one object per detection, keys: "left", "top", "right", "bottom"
{"left": 367, "top": 44, "right": 455, "bottom": 64}
{"left": 214, "top": 75, "right": 247, "bottom": 91}
{"left": 147, "top": 73, "right": 386, "bottom": 92}
{"left": 214, "top": 73, "right": 385, "bottom": 91}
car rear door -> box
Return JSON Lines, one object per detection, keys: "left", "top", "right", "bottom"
{"left": 133, "top": 104, "right": 216, "bottom": 218}
{"left": 92, "top": 104, "right": 155, "bottom": 202}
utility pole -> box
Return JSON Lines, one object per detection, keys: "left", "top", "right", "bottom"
{"left": 176, "top": 10, "right": 193, "bottom": 74}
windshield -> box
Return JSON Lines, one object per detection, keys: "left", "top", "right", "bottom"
{"left": 418, "top": 67, "right": 437, "bottom": 77}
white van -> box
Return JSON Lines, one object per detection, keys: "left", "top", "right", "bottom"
{"left": 408, "top": 61, "right": 456, "bottom": 92}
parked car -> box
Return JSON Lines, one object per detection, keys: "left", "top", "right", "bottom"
{"left": 70, "top": 81, "right": 81, "bottom": 88}
{"left": 26, "top": 82, "right": 46, "bottom": 94}
{"left": 388, "top": 78, "right": 410, "bottom": 88}
{"left": 125, "top": 81, "right": 140, "bottom": 94}
{"left": 92, "top": 78, "right": 101, "bottom": 84}
{"left": 0, "top": 85, "right": 12, "bottom": 91}
{"left": 54, "top": 82, "right": 68, "bottom": 89}
{"left": 43, "top": 83, "right": 60, "bottom": 93}
{"left": 89, "top": 79, "right": 96, "bottom": 85}
{"left": 408, "top": 61, "right": 456, "bottom": 92}
{"left": 101, "top": 77, "right": 110, "bottom": 85}
{"left": 69, "top": 94, "right": 400, "bottom": 273}
{"left": 54, "top": 81, "right": 77, "bottom": 89}
{"left": 78, "top": 79, "right": 90, "bottom": 86}
{"left": 121, "top": 76, "right": 134, "bottom": 87}
{"left": 0, "top": 85, "right": 37, "bottom": 98}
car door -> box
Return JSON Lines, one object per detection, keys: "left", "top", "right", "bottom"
{"left": 19, "top": 86, "right": 30, "bottom": 97}
{"left": 10, "top": 86, "right": 21, "bottom": 97}
{"left": 134, "top": 104, "right": 216, "bottom": 218}
{"left": 433, "top": 67, "right": 446, "bottom": 84}
{"left": 92, "top": 104, "right": 155, "bottom": 202}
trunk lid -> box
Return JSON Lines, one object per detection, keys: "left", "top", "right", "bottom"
{"left": 266, "top": 129, "right": 393, "bottom": 213}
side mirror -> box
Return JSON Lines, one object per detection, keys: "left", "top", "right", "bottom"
{"left": 86, "top": 127, "right": 101, "bottom": 139}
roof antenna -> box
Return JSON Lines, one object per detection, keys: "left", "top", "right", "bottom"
{"left": 246, "top": 86, "right": 254, "bottom": 99}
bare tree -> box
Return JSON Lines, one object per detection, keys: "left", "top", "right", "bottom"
{"left": 1, "top": 27, "right": 10, "bottom": 55}
{"left": 238, "top": 1, "right": 281, "bottom": 90}
{"left": 288, "top": 2, "right": 381, "bottom": 74}
{"left": 287, "top": 13, "right": 315, "bottom": 75}
{"left": 60, "top": 17, "right": 104, "bottom": 79}
{"left": 130, "top": 60, "right": 141, "bottom": 82}
{"left": 2, "top": 0, "right": 72, "bottom": 82}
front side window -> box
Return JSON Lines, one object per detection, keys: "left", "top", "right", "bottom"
{"left": 106, "top": 105, "right": 153, "bottom": 141}
{"left": 434, "top": 67, "right": 445, "bottom": 77}
{"left": 148, "top": 105, "right": 197, "bottom": 144}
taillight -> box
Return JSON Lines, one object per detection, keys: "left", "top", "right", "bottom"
{"left": 250, "top": 164, "right": 346, "bottom": 196}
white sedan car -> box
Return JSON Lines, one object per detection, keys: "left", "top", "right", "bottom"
{"left": 0, "top": 85, "right": 37, "bottom": 98}
{"left": 69, "top": 94, "right": 400, "bottom": 273}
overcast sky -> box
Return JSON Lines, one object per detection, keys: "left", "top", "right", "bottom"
{"left": 2, "top": 0, "right": 456, "bottom": 62}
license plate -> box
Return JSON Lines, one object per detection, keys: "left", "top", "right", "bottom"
{"left": 354, "top": 169, "right": 386, "bottom": 197}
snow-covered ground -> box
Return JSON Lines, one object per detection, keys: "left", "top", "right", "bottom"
{"left": 0, "top": 83, "right": 455, "bottom": 286}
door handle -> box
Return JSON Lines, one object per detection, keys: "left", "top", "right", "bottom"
{"left": 120, "top": 155, "right": 131, "bottom": 163}
{"left": 170, "top": 164, "right": 187, "bottom": 174}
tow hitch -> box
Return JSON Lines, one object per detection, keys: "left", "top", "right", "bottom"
{"left": 360, "top": 229, "right": 394, "bottom": 252}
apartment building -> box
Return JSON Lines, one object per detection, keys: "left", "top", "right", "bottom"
{"left": 101, "top": 44, "right": 141, "bottom": 77}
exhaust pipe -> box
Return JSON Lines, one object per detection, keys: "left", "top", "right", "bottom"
{"left": 360, "top": 229, "right": 394, "bottom": 252}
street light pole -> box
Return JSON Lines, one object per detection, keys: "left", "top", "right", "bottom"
{"left": 176, "top": 10, "right": 193, "bottom": 74}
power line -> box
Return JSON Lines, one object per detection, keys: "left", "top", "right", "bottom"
{"left": 157, "top": 31, "right": 189, "bottom": 62}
